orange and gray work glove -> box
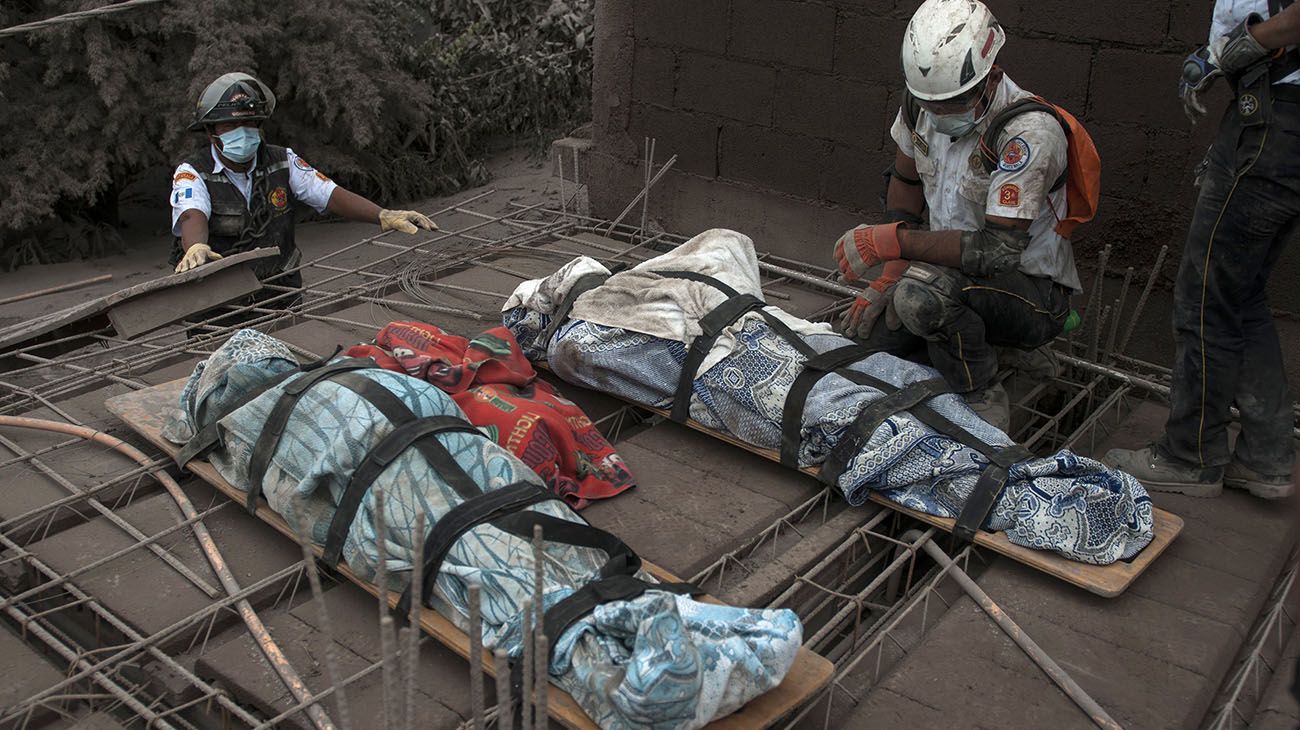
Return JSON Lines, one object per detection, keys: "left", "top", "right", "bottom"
{"left": 839, "top": 260, "right": 909, "bottom": 341}
{"left": 174, "top": 243, "right": 222, "bottom": 273}
{"left": 378, "top": 209, "right": 439, "bottom": 234}
{"left": 833, "top": 222, "right": 905, "bottom": 283}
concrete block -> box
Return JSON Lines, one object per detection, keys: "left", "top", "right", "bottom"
{"left": 1169, "top": 0, "right": 1214, "bottom": 46}
{"left": 719, "top": 124, "right": 832, "bottom": 200}
{"left": 1012, "top": 0, "right": 1170, "bottom": 46}
{"left": 821, "top": 141, "right": 890, "bottom": 211}
{"left": 632, "top": 0, "right": 729, "bottom": 54}
{"left": 834, "top": 14, "right": 909, "bottom": 87}
{"left": 628, "top": 103, "right": 720, "bottom": 177}
{"left": 730, "top": 0, "right": 836, "bottom": 71}
{"left": 997, "top": 36, "right": 1093, "bottom": 112}
{"left": 773, "top": 70, "right": 889, "bottom": 147}
{"left": 592, "top": 2, "right": 636, "bottom": 153}
{"left": 1089, "top": 49, "right": 1189, "bottom": 130}
{"left": 675, "top": 53, "right": 777, "bottom": 125}
{"left": 549, "top": 136, "right": 593, "bottom": 186}
{"left": 632, "top": 44, "right": 675, "bottom": 108}
{"left": 0, "top": 625, "right": 66, "bottom": 723}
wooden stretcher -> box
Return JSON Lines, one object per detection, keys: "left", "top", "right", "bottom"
{"left": 544, "top": 374, "right": 1182, "bottom": 599}
{"left": 105, "top": 380, "right": 834, "bottom": 730}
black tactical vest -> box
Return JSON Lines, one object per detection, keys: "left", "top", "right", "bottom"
{"left": 171, "top": 144, "right": 300, "bottom": 285}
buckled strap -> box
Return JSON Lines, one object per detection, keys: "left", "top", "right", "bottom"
{"left": 395, "top": 482, "right": 557, "bottom": 619}
{"left": 491, "top": 512, "right": 642, "bottom": 578}
{"left": 536, "top": 271, "right": 612, "bottom": 351}
{"left": 671, "top": 294, "right": 764, "bottom": 423}
{"left": 541, "top": 574, "right": 700, "bottom": 662}
{"left": 321, "top": 415, "right": 482, "bottom": 568}
{"left": 779, "top": 345, "right": 874, "bottom": 467}
{"left": 954, "top": 445, "right": 1033, "bottom": 542}
{"left": 819, "top": 377, "right": 952, "bottom": 482}
{"left": 244, "top": 358, "right": 378, "bottom": 513}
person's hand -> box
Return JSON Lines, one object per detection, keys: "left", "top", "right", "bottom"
{"left": 174, "top": 243, "right": 222, "bottom": 273}
{"left": 1211, "top": 13, "right": 1270, "bottom": 76}
{"left": 833, "top": 222, "right": 905, "bottom": 283}
{"left": 378, "top": 209, "right": 438, "bottom": 234}
{"left": 1180, "top": 46, "right": 1222, "bottom": 124}
{"left": 839, "top": 260, "right": 909, "bottom": 340}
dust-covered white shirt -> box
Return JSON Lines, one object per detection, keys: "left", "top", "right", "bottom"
{"left": 890, "top": 75, "right": 1079, "bottom": 292}
{"left": 169, "top": 146, "right": 338, "bottom": 236}
{"left": 1210, "top": 0, "right": 1300, "bottom": 85}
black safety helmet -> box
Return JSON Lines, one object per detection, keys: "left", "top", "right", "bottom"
{"left": 189, "top": 72, "right": 277, "bottom": 132}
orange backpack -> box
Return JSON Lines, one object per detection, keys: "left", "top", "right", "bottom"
{"left": 977, "top": 96, "right": 1101, "bottom": 238}
{"left": 901, "top": 93, "right": 1101, "bottom": 238}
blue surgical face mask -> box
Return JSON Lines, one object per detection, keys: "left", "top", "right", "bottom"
{"left": 215, "top": 126, "right": 261, "bottom": 163}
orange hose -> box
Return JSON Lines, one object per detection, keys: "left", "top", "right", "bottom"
{"left": 0, "top": 416, "right": 336, "bottom": 730}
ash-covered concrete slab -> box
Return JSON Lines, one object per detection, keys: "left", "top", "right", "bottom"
{"left": 1252, "top": 630, "right": 1300, "bottom": 730}
{"left": 24, "top": 479, "right": 302, "bottom": 651}
{"left": 581, "top": 437, "right": 792, "bottom": 577}
{"left": 62, "top": 712, "right": 132, "bottom": 729}
{"left": 0, "top": 625, "right": 66, "bottom": 725}
{"left": 195, "top": 585, "right": 470, "bottom": 730}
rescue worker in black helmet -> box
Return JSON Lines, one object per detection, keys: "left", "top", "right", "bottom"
{"left": 169, "top": 72, "right": 436, "bottom": 292}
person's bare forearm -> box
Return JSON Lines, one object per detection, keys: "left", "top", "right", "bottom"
{"left": 325, "top": 187, "right": 382, "bottom": 225}
{"left": 1252, "top": 3, "right": 1300, "bottom": 50}
{"left": 178, "top": 210, "right": 209, "bottom": 250}
{"left": 897, "top": 228, "right": 963, "bottom": 267}
{"left": 886, "top": 150, "right": 926, "bottom": 216}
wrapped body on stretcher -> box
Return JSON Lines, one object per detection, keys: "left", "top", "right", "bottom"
{"left": 159, "top": 328, "right": 802, "bottom": 730}
{"left": 501, "top": 228, "right": 1154, "bottom": 566}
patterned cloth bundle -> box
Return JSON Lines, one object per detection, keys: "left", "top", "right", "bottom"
{"left": 160, "top": 329, "right": 801, "bottom": 730}
{"left": 502, "top": 229, "right": 1154, "bottom": 565}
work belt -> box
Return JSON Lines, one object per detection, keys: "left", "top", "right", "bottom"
{"left": 174, "top": 352, "right": 700, "bottom": 672}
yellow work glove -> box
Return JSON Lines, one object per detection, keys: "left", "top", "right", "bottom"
{"left": 378, "top": 209, "right": 438, "bottom": 234}
{"left": 174, "top": 243, "right": 222, "bottom": 273}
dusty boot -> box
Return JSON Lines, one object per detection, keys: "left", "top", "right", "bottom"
{"left": 964, "top": 382, "right": 1011, "bottom": 433}
{"left": 1224, "top": 461, "right": 1295, "bottom": 500}
{"left": 1102, "top": 445, "right": 1224, "bottom": 497}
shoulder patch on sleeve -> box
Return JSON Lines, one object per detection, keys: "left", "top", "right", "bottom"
{"left": 315, "top": 171, "right": 331, "bottom": 182}
{"left": 997, "top": 183, "right": 1021, "bottom": 207}
{"left": 998, "top": 136, "right": 1031, "bottom": 172}
{"left": 293, "top": 156, "right": 314, "bottom": 171}
{"left": 174, "top": 170, "right": 197, "bottom": 183}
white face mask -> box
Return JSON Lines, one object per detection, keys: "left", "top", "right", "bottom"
{"left": 928, "top": 82, "right": 994, "bottom": 138}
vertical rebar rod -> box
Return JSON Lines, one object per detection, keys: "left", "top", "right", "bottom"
{"left": 299, "top": 536, "right": 353, "bottom": 730}
{"left": 533, "top": 634, "right": 548, "bottom": 730}
{"left": 520, "top": 599, "right": 534, "bottom": 730}
{"left": 556, "top": 151, "right": 567, "bottom": 217}
{"left": 494, "top": 649, "right": 513, "bottom": 730}
{"left": 469, "top": 584, "right": 485, "bottom": 730}
{"left": 373, "top": 489, "right": 392, "bottom": 730}
{"left": 381, "top": 616, "right": 398, "bottom": 730}
{"left": 1115, "top": 244, "right": 1169, "bottom": 357}
{"left": 1102, "top": 297, "right": 1123, "bottom": 361}
{"left": 405, "top": 512, "right": 426, "bottom": 730}
{"left": 1088, "top": 304, "right": 1111, "bottom": 363}
{"left": 1085, "top": 244, "right": 1111, "bottom": 345}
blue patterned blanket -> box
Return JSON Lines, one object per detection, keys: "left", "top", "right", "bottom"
{"left": 501, "top": 231, "right": 1154, "bottom": 565}
{"left": 161, "top": 329, "right": 801, "bottom": 730}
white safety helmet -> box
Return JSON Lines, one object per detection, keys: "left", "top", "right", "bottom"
{"left": 901, "top": 0, "right": 1006, "bottom": 101}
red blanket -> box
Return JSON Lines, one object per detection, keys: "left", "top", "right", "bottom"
{"left": 346, "top": 322, "right": 634, "bottom": 508}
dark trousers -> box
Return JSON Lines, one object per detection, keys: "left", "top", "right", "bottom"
{"left": 861, "top": 267, "right": 1070, "bottom": 392}
{"left": 1158, "top": 91, "right": 1300, "bottom": 477}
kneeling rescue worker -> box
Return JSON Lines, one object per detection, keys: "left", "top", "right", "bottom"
{"left": 1105, "top": 0, "right": 1300, "bottom": 499}
{"left": 834, "top": 0, "right": 1099, "bottom": 431}
{"left": 170, "top": 72, "right": 437, "bottom": 298}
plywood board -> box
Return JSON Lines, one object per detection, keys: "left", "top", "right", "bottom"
{"left": 106, "top": 380, "right": 834, "bottom": 730}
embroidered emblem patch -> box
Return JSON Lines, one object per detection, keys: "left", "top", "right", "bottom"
{"left": 998, "top": 183, "right": 1021, "bottom": 207}
{"left": 174, "top": 171, "right": 197, "bottom": 183}
{"left": 999, "top": 137, "right": 1030, "bottom": 172}
{"left": 293, "top": 156, "right": 314, "bottom": 171}
{"left": 1239, "top": 94, "right": 1259, "bottom": 117}
{"left": 268, "top": 186, "right": 288, "bottom": 210}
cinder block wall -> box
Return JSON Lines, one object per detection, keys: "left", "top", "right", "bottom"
{"left": 587, "top": 0, "right": 1225, "bottom": 269}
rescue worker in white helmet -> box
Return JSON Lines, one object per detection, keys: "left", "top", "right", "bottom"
{"left": 833, "top": 0, "right": 1087, "bottom": 431}
{"left": 170, "top": 72, "right": 436, "bottom": 298}
{"left": 1105, "top": 1, "right": 1300, "bottom": 499}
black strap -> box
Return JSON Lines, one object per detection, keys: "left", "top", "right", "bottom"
{"left": 321, "top": 414, "right": 482, "bottom": 568}
{"left": 819, "top": 377, "right": 952, "bottom": 482}
{"left": 954, "top": 444, "right": 1033, "bottom": 542}
{"left": 536, "top": 271, "right": 612, "bottom": 351}
{"left": 174, "top": 348, "right": 344, "bottom": 467}
{"left": 244, "top": 358, "right": 378, "bottom": 513}
{"left": 541, "top": 573, "right": 699, "bottom": 657}
{"left": 394, "top": 481, "right": 558, "bottom": 619}
{"left": 779, "top": 345, "right": 875, "bottom": 467}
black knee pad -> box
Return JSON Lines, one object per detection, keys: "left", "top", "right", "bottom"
{"left": 893, "top": 265, "right": 960, "bottom": 339}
